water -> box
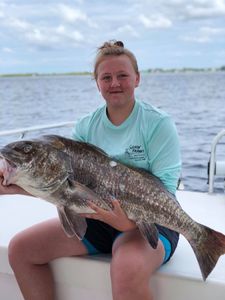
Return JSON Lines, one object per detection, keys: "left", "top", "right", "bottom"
{"left": 0, "top": 72, "right": 225, "bottom": 192}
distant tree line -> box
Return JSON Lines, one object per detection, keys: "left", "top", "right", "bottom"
{"left": 146, "top": 66, "right": 225, "bottom": 73}
{"left": 0, "top": 72, "right": 91, "bottom": 77}
{"left": 1, "top": 67, "right": 225, "bottom": 77}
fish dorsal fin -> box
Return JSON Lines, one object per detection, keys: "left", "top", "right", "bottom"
{"left": 39, "top": 135, "right": 69, "bottom": 150}
{"left": 40, "top": 135, "right": 110, "bottom": 158}
{"left": 75, "top": 141, "right": 109, "bottom": 157}
{"left": 136, "top": 222, "right": 159, "bottom": 249}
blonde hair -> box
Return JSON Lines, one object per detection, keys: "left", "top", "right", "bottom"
{"left": 93, "top": 40, "right": 139, "bottom": 80}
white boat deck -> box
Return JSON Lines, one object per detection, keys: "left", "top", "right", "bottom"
{"left": 0, "top": 190, "right": 225, "bottom": 300}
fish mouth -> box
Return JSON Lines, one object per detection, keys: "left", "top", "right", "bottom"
{"left": 0, "top": 154, "right": 18, "bottom": 186}
{"left": 0, "top": 153, "right": 17, "bottom": 168}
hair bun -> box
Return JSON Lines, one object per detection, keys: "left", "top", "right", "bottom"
{"left": 99, "top": 40, "right": 124, "bottom": 50}
{"left": 114, "top": 41, "right": 124, "bottom": 48}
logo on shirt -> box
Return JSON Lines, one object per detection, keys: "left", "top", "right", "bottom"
{"left": 125, "top": 145, "right": 146, "bottom": 161}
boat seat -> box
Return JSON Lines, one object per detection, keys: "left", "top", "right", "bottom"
{"left": 0, "top": 191, "right": 225, "bottom": 300}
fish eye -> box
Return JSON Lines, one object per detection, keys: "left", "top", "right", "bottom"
{"left": 23, "top": 144, "right": 32, "bottom": 153}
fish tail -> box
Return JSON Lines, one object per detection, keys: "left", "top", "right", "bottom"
{"left": 189, "top": 224, "right": 225, "bottom": 281}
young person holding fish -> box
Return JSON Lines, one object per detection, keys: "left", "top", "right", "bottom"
{"left": 0, "top": 41, "right": 181, "bottom": 300}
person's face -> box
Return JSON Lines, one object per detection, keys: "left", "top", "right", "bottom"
{"left": 96, "top": 55, "right": 140, "bottom": 108}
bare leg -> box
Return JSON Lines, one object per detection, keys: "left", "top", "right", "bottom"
{"left": 110, "top": 229, "right": 165, "bottom": 300}
{"left": 8, "top": 218, "right": 88, "bottom": 300}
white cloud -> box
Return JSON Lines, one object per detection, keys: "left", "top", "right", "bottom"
{"left": 182, "top": 25, "right": 225, "bottom": 43}
{"left": 54, "top": 25, "right": 84, "bottom": 43}
{"left": 139, "top": 14, "right": 172, "bottom": 29}
{"left": 200, "top": 26, "right": 225, "bottom": 35}
{"left": 24, "top": 26, "right": 84, "bottom": 49}
{"left": 8, "top": 17, "right": 30, "bottom": 31}
{"left": 183, "top": 0, "right": 225, "bottom": 18}
{"left": 26, "top": 28, "right": 54, "bottom": 45}
{"left": 217, "top": 49, "right": 225, "bottom": 56}
{"left": 0, "top": 4, "right": 86, "bottom": 50}
{"left": 58, "top": 4, "right": 87, "bottom": 23}
{"left": 2, "top": 47, "right": 13, "bottom": 53}
{"left": 173, "top": 50, "right": 202, "bottom": 57}
{"left": 182, "top": 35, "right": 211, "bottom": 43}
{"left": 56, "top": 4, "right": 98, "bottom": 28}
{"left": 115, "top": 25, "right": 139, "bottom": 37}
{"left": 136, "top": 0, "right": 225, "bottom": 21}
{"left": 0, "top": 57, "right": 26, "bottom": 66}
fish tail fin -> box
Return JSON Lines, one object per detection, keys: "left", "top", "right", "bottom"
{"left": 189, "top": 224, "right": 225, "bottom": 281}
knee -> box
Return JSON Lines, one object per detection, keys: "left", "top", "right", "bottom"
{"left": 8, "top": 232, "right": 31, "bottom": 269}
{"left": 110, "top": 249, "right": 148, "bottom": 290}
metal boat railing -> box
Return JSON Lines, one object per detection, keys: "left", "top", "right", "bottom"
{"left": 208, "top": 129, "right": 225, "bottom": 193}
{"left": 0, "top": 121, "right": 74, "bottom": 139}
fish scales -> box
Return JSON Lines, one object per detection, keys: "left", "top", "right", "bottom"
{"left": 24, "top": 136, "right": 220, "bottom": 240}
{"left": 61, "top": 142, "right": 222, "bottom": 243}
{"left": 1, "top": 134, "right": 225, "bottom": 281}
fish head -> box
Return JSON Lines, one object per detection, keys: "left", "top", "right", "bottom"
{"left": 0, "top": 138, "right": 71, "bottom": 195}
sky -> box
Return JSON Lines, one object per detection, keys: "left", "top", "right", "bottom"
{"left": 0, "top": 0, "right": 225, "bottom": 74}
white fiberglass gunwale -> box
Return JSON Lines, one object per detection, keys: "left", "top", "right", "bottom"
{"left": 0, "top": 191, "right": 225, "bottom": 300}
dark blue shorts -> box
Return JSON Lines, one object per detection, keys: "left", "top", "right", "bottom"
{"left": 82, "top": 219, "right": 179, "bottom": 263}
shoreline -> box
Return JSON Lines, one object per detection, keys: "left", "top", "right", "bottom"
{"left": 0, "top": 68, "right": 225, "bottom": 78}
{"left": 0, "top": 72, "right": 92, "bottom": 78}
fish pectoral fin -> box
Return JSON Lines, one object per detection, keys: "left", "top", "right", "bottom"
{"left": 67, "top": 177, "right": 101, "bottom": 203}
{"left": 57, "top": 206, "right": 87, "bottom": 240}
{"left": 136, "top": 222, "right": 159, "bottom": 249}
{"left": 67, "top": 178, "right": 112, "bottom": 211}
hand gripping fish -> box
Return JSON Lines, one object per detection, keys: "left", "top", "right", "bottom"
{"left": 1, "top": 134, "right": 225, "bottom": 281}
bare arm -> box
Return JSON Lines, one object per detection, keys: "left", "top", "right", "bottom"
{"left": 80, "top": 199, "right": 137, "bottom": 232}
